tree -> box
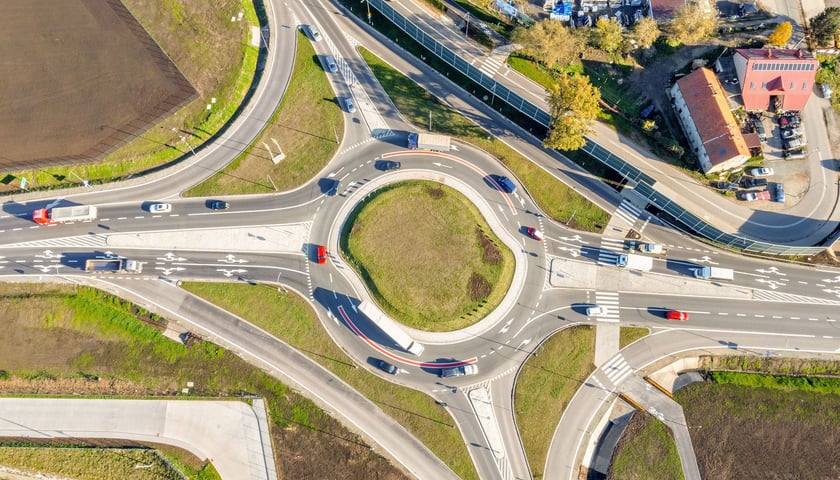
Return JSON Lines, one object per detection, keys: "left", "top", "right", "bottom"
{"left": 544, "top": 73, "right": 601, "bottom": 151}
{"left": 667, "top": 2, "right": 717, "bottom": 46}
{"left": 593, "top": 17, "right": 623, "bottom": 54}
{"left": 810, "top": 7, "right": 840, "bottom": 46}
{"left": 633, "top": 16, "right": 661, "bottom": 49}
{"left": 511, "top": 20, "right": 585, "bottom": 69}
{"left": 767, "top": 21, "right": 793, "bottom": 46}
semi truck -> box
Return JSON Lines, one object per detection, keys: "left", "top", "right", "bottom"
{"left": 84, "top": 258, "right": 143, "bottom": 274}
{"left": 693, "top": 266, "right": 734, "bottom": 280}
{"left": 616, "top": 253, "right": 653, "bottom": 271}
{"left": 33, "top": 205, "right": 98, "bottom": 224}
{"left": 358, "top": 301, "right": 424, "bottom": 356}
{"left": 407, "top": 133, "right": 451, "bottom": 152}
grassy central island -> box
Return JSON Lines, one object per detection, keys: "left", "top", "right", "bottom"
{"left": 342, "top": 180, "right": 514, "bottom": 331}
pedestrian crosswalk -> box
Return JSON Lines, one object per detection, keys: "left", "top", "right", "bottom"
{"left": 614, "top": 200, "right": 642, "bottom": 227}
{"left": 479, "top": 55, "right": 504, "bottom": 78}
{"left": 602, "top": 353, "right": 634, "bottom": 386}
{"left": 591, "top": 291, "right": 620, "bottom": 322}
{"left": 597, "top": 237, "right": 625, "bottom": 265}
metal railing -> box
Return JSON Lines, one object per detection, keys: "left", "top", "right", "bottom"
{"left": 366, "top": 0, "right": 829, "bottom": 255}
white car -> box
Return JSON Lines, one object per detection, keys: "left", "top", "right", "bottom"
{"left": 636, "top": 243, "right": 664, "bottom": 254}
{"left": 149, "top": 203, "right": 171, "bottom": 213}
{"left": 747, "top": 167, "right": 774, "bottom": 177}
{"left": 585, "top": 305, "right": 606, "bottom": 316}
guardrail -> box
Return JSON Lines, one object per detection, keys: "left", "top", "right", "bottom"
{"left": 365, "top": 0, "right": 829, "bottom": 255}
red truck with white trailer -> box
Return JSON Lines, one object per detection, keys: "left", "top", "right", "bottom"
{"left": 33, "top": 205, "right": 98, "bottom": 224}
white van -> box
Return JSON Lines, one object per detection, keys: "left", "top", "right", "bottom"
{"left": 821, "top": 83, "right": 832, "bottom": 100}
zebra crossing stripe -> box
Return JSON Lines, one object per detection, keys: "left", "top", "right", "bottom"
{"left": 603, "top": 355, "right": 634, "bottom": 384}
{"left": 613, "top": 200, "right": 641, "bottom": 226}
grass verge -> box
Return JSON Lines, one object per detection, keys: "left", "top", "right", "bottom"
{"left": 619, "top": 326, "right": 649, "bottom": 350}
{"left": 181, "top": 282, "right": 479, "bottom": 480}
{"left": 343, "top": 180, "right": 514, "bottom": 331}
{"left": 6, "top": 0, "right": 260, "bottom": 193}
{"left": 358, "top": 47, "right": 609, "bottom": 232}
{"left": 608, "top": 412, "right": 684, "bottom": 480}
{"left": 0, "top": 283, "right": 403, "bottom": 480}
{"left": 186, "top": 30, "right": 343, "bottom": 196}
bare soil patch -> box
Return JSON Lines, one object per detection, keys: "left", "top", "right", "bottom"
{"left": 0, "top": 0, "right": 196, "bottom": 170}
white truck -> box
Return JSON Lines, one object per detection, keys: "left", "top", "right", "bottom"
{"left": 33, "top": 205, "right": 98, "bottom": 224}
{"left": 407, "top": 132, "right": 451, "bottom": 151}
{"left": 616, "top": 253, "right": 653, "bottom": 271}
{"left": 693, "top": 266, "right": 734, "bottom": 280}
{"left": 84, "top": 258, "right": 143, "bottom": 274}
{"left": 358, "top": 301, "right": 424, "bottom": 356}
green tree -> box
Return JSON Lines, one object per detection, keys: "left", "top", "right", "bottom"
{"left": 544, "top": 73, "right": 601, "bottom": 151}
{"left": 810, "top": 7, "right": 840, "bottom": 46}
{"left": 511, "top": 20, "right": 585, "bottom": 68}
{"left": 767, "top": 21, "right": 793, "bottom": 46}
{"left": 667, "top": 2, "right": 717, "bottom": 46}
{"left": 593, "top": 17, "right": 623, "bottom": 54}
{"left": 633, "top": 16, "right": 661, "bottom": 49}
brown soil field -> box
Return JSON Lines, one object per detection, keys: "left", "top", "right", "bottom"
{"left": 0, "top": 0, "right": 196, "bottom": 171}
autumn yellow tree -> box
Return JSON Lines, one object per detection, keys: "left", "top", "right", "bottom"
{"left": 667, "top": 2, "right": 717, "bottom": 46}
{"left": 768, "top": 21, "right": 793, "bottom": 46}
{"left": 544, "top": 73, "right": 601, "bottom": 151}
{"left": 593, "top": 17, "right": 623, "bottom": 54}
{"left": 511, "top": 20, "right": 586, "bottom": 69}
{"left": 633, "top": 16, "right": 661, "bottom": 48}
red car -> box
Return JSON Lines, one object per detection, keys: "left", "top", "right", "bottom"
{"left": 666, "top": 310, "right": 689, "bottom": 321}
{"left": 316, "top": 245, "right": 327, "bottom": 264}
{"left": 526, "top": 227, "right": 544, "bottom": 241}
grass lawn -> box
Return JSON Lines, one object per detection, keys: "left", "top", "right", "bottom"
{"left": 343, "top": 181, "right": 514, "bottom": 331}
{"left": 186, "top": 30, "right": 343, "bottom": 196}
{"left": 619, "top": 326, "right": 649, "bottom": 349}
{"left": 609, "top": 412, "right": 684, "bottom": 480}
{"left": 359, "top": 48, "right": 610, "bottom": 232}
{"left": 181, "top": 282, "right": 479, "bottom": 480}
{"left": 514, "top": 326, "right": 595, "bottom": 479}
{"left": 0, "top": 283, "right": 403, "bottom": 480}
{"left": 5, "top": 0, "right": 259, "bottom": 193}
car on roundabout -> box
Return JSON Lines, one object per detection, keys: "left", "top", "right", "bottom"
{"left": 439, "top": 364, "right": 477, "bottom": 378}
{"left": 376, "top": 359, "right": 398, "bottom": 375}
{"left": 526, "top": 227, "right": 543, "bottom": 241}
{"left": 316, "top": 245, "right": 328, "bottom": 264}
{"left": 666, "top": 310, "right": 689, "bottom": 321}
{"left": 375, "top": 160, "right": 401, "bottom": 171}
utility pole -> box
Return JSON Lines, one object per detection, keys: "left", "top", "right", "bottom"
{"left": 333, "top": 124, "right": 339, "bottom": 144}
{"left": 429, "top": 110, "right": 432, "bottom": 131}
{"left": 464, "top": 12, "right": 470, "bottom": 38}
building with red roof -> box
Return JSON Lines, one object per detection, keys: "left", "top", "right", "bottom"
{"left": 671, "top": 68, "right": 751, "bottom": 174}
{"left": 734, "top": 48, "right": 819, "bottom": 112}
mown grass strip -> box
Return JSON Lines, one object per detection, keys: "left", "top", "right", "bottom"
{"left": 609, "top": 413, "right": 685, "bottom": 480}
{"left": 709, "top": 371, "right": 840, "bottom": 395}
{"left": 186, "top": 30, "right": 343, "bottom": 196}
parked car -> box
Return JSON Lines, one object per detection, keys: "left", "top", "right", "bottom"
{"left": 342, "top": 97, "right": 356, "bottom": 113}
{"left": 748, "top": 167, "right": 774, "bottom": 177}
{"left": 738, "top": 190, "right": 771, "bottom": 202}
{"left": 666, "top": 310, "right": 689, "bottom": 321}
{"left": 585, "top": 305, "right": 606, "bottom": 316}
{"left": 752, "top": 119, "right": 766, "bottom": 141}
{"left": 783, "top": 149, "right": 806, "bottom": 160}
{"left": 149, "top": 203, "right": 171, "bottom": 213}
{"left": 376, "top": 359, "right": 398, "bottom": 375}
{"left": 781, "top": 126, "right": 803, "bottom": 139}
{"left": 496, "top": 175, "right": 516, "bottom": 193}
{"left": 526, "top": 227, "right": 544, "bottom": 241}
{"left": 439, "top": 364, "right": 477, "bottom": 378}
{"left": 316, "top": 245, "right": 327, "bottom": 264}
{"left": 821, "top": 82, "right": 832, "bottom": 99}
{"left": 773, "top": 183, "right": 785, "bottom": 203}
{"left": 712, "top": 181, "right": 739, "bottom": 191}
{"left": 742, "top": 176, "right": 768, "bottom": 189}
{"left": 784, "top": 137, "right": 806, "bottom": 149}
{"left": 209, "top": 200, "right": 229, "bottom": 210}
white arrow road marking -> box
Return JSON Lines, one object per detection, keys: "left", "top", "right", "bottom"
{"left": 498, "top": 318, "right": 514, "bottom": 334}
{"left": 216, "top": 268, "right": 247, "bottom": 277}
{"left": 431, "top": 162, "right": 452, "bottom": 169}
{"left": 218, "top": 254, "right": 248, "bottom": 264}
